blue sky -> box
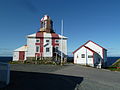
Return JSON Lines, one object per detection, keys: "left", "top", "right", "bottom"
{"left": 0, "top": 0, "right": 120, "bottom": 56}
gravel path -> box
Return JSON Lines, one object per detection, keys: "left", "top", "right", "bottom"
{"left": 2, "top": 64, "right": 81, "bottom": 90}
{"left": 1, "top": 64, "right": 120, "bottom": 90}
{"left": 10, "top": 64, "right": 68, "bottom": 73}
{"left": 52, "top": 65, "right": 120, "bottom": 90}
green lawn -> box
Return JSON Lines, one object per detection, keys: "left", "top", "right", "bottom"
{"left": 107, "top": 67, "right": 120, "bottom": 71}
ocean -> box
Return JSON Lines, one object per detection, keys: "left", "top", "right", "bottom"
{"left": 0, "top": 57, "right": 13, "bottom": 63}
{"left": 67, "top": 56, "right": 120, "bottom": 66}
{"left": 106, "top": 57, "right": 120, "bottom": 66}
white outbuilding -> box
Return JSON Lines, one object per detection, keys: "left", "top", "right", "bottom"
{"left": 13, "top": 45, "right": 28, "bottom": 61}
{"left": 73, "top": 40, "right": 107, "bottom": 68}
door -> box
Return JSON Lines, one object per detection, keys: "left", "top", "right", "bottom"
{"left": 19, "top": 51, "right": 25, "bottom": 60}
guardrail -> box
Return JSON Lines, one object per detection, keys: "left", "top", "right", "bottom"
{"left": 0, "top": 62, "right": 10, "bottom": 85}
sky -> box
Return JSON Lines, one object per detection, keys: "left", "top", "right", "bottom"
{"left": 0, "top": 0, "right": 120, "bottom": 57}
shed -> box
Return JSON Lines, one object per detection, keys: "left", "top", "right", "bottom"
{"left": 13, "top": 45, "right": 27, "bottom": 61}
{"left": 73, "top": 40, "right": 107, "bottom": 68}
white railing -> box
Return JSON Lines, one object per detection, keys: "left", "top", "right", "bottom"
{"left": 0, "top": 62, "right": 10, "bottom": 85}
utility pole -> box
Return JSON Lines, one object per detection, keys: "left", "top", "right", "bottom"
{"left": 56, "top": 52, "right": 57, "bottom": 61}
{"left": 86, "top": 48, "right": 87, "bottom": 66}
{"left": 60, "top": 19, "right": 63, "bottom": 65}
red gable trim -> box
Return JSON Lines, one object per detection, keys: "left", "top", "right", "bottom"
{"left": 73, "top": 40, "right": 107, "bottom": 54}
{"left": 73, "top": 45, "right": 96, "bottom": 54}
{"left": 36, "top": 31, "right": 44, "bottom": 38}
{"left": 51, "top": 33, "right": 59, "bottom": 39}
{"left": 84, "top": 40, "right": 107, "bottom": 50}
{"left": 85, "top": 40, "right": 106, "bottom": 62}
{"left": 73, "top": 45, "right": 84, "bottom": 54}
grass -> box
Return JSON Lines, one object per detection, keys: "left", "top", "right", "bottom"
{"left": 107, "top": 67, "right": 120, "bottom": 71}
{"left": 9, "top": 59, "right": 66, "bottom": 65}
{"left": 107, "top": 59, "right": 120, "bottom": 71}
{"left": 9, "top": 61, "right": 24, "bottom": 64}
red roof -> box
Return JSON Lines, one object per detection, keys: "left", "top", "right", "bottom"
{"left": 36, "top": 31, "right": 59, "bottom": 38}
{"left": 73, "top": 40, "right": 107, "bottom": 54}
{"left": 73, "top": 45, "right": 96, "bottom": 54}
{"left": 36, "top": 31, "right": 44, "bottom": 38}
{"left": 84, "top": 40, "right": 107, "bottom": 50}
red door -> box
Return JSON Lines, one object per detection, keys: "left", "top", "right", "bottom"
{"left": 19, "top": 51, "right": 25, "bottom": 60}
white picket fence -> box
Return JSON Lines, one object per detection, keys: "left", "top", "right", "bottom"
{"left": 0, "top": 62, "right": 10, "bottom": 85}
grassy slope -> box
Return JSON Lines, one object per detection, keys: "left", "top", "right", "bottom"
{"left": 108, "top": 59, "right": 120, "bottom": 71}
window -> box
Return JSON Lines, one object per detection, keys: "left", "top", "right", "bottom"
{"left": 55, "top": 39, "right": 59, "bottom": 43}
{"left": 81, "top": 54, "right": 85, "bottom": 58}
{"left": 46, "top": 40, "right": 49, "bottom": 43}
{"left": 46, "top": 48, "right": 50, "bottom": 52}
{"left": 36, "top": 46, "right": 40, "bottom": 52}
{"left": 36, "top": 39, "right": 40, "bottom": 43}
{"left": 88, "top": 55, "right": 93, "bottom": 58}
{"left": 56, "top": 47, "right": 59, "bottom": 50}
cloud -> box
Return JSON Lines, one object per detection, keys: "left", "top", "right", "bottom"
{"left": 107, "top": 48, "right": 120, "bottom": 51}
{"left": 107, "top": 48, "right": 120, "bottom": 57}
{"left": 20, "top": 0, "right": 39, "bottom": 13}
{"left": 0, "top": 48, "right": 13, "bottom": 56}
{"left": 0, "top": 48, "right": 11, "bottom": 51}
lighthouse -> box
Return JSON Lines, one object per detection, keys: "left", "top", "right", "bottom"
{"left": 40, "top": 15, "right": 54, "bottom": 33}
{"left": 13, "top": 15, "right": 68, "bottom": 63}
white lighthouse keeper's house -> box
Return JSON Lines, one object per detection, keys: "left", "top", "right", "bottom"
{"left": 73, "top": 40, "right": 107, "bottom": 68}
{"left": 13, "top": 15, "right": 67, "bottom": 62}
